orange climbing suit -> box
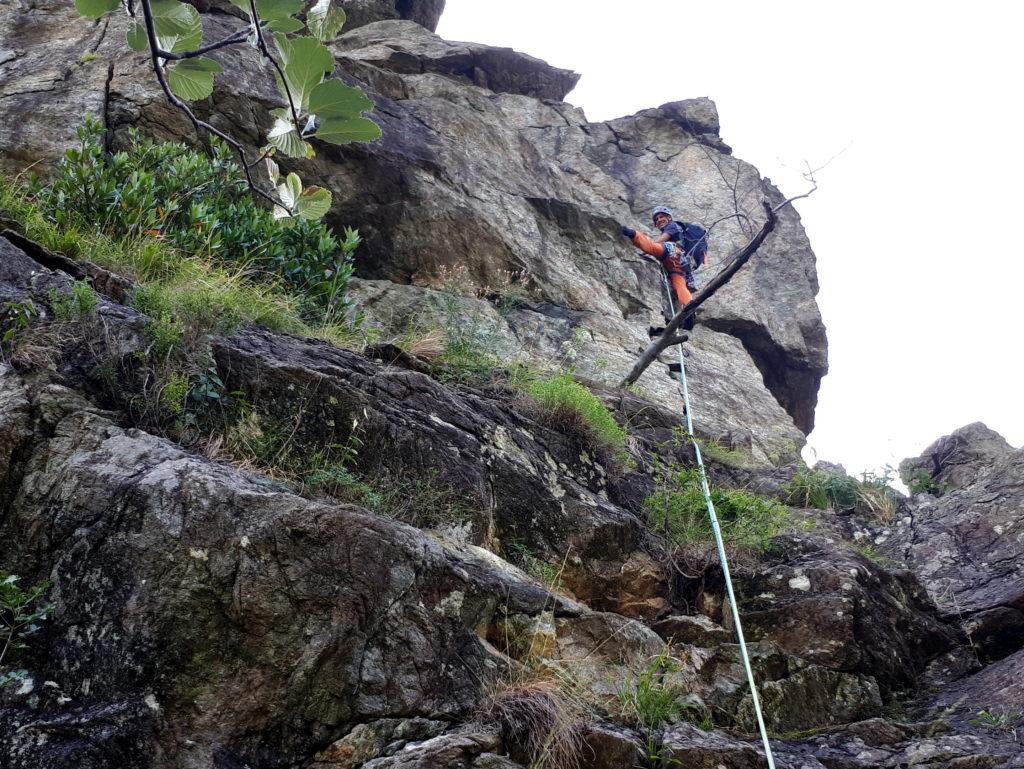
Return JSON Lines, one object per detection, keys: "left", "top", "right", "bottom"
{"left": 630, "top": 232, "right": 692, "bottom": 307}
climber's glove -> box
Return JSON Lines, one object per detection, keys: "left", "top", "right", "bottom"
{"left": 621, "top": 226, "right": 636, "bottom": 239}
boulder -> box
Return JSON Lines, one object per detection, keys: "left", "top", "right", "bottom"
{"left": 899, "top": 422, "right": 1015, "bottom": 493}
{"left": 933, "top": 646, "right": 1024, "bottom": 714}
{"left": 890, "top": 428, "right": 1024, "bottom": 660}
{"left": 335, "top": 20, "right": 580, "bottom": 101}
{"left": 690, "top": 535, "right": 961, "bottom": 694}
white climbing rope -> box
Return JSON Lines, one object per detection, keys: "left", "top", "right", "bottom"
{"left": 658, "top": 269, "right": 778, "bottom": 769}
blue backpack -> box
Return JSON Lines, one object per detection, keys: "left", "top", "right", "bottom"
{"left": 676, "top": 222, "right": 709, "bottom": 267}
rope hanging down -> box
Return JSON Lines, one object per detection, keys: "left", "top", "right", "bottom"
{"left": 658, "top": 269, "right": 778, "bottom": 769}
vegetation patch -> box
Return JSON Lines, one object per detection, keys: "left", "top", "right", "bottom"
{"left": 783, "top": 466, "right": 858, "bottom": 510}
{"left": 480, "top": 671, "right": 585, "bottom": 769}
{"left": 0, "top": 574, "right": 54, "bottom": 689}
{"left": 782, "top": 465, "right": 900, "bottom": 522}
{"left": 645, "top": 468, "right": 791, "bottom": 553}
{"left": 907, "top": 468, "right": 943, "bottom": 495}
{"left": 506, "top": 543, "right": 565, "bottom": 592}
{"left": 38, "top": 119, "right": 358, "bottom": 320}
{"left": 214, "top": 404, "right": 471, "bottom": 529}
{"left": 524, "top": 373, "right": 627, "bottom": 452}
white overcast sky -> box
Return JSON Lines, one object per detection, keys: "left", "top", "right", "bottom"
{"left": 437, "top": 0, "right": 1024, "bottom": 476}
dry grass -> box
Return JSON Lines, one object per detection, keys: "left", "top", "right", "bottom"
{"left": 402, "top": 327, "right": 446, "bottom": 360}
{"left": 856, "top": 486, "right": 898, "bottom": 522}
{"left": 479, "top": 672, "right": 586, "bottom": 769}
{"left": 4, "top": 319, "right": 88, "bottom": 372}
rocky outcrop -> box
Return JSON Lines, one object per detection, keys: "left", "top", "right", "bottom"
{"left": 900, "top": 422, "right": 1015, "bottom": 493}
{"left": 336, "top": 21, "right": 580, "bottom": 101}
{"left": 4, "top": 2, "right": 1018, "bottom": 766}
{"left": 0, "top": 0, "right": 826, "bottom": 464}
{"left": 884, "top": 426, "right": 1024, "bottom": 664}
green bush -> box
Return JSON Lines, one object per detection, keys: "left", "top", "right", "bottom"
{"left": 645, "top": 469, "right": 791, "bottom": 552}
{"left": 39, "top": 118, "right": 358, "bottom": 316}
{"left": 524, "top": 373, "right": 627, "bottom": 451}
{"left": 783, "top": 466, "right": 858, "bottom": 510}
{"left": 907, "top": 469, "right": 942, "bottom": 495}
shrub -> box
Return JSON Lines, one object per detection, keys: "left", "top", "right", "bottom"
{"left": 40, "top": 119, "right": 358, "bottom": 317}
{"left": 645, "top": 469, "right": 791, "bottom": 552}
{"left": 525, "top": 373, "right": 627, "bottom": 452}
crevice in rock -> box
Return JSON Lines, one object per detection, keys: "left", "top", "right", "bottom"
{"left": 102, "top": 61, "right": 114, "bottom": 154}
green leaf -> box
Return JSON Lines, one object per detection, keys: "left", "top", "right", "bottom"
{"left": 308, "top": 78, "right": 372, "bottom": 119}
{"left": 150, "top": 0, "right": 203, "bottom": 54}
{"left": 273, "top": 33, "right": 335, "bottom": 111}
{"left": 308, "top": 0, "right": 346, "bottom": 42}
{"left": 315, "top": 116, "right": 382, "bottom": 145}
{"left": 295, "top": 186, "right": 332, "bottom": 220}
{"left": 273, "top": 171, "right": 304, "bottom": 220}
{"left": 257, "top": 0, "right": 303, "bottom": 20}
{"left": 126, "top": 23, "right": 149, "bottom": 52}
{"left": 266, "top": 112, "right": 312, "bottom": 158}
{"left": 167, "top": 57, "right": 223, "bottom": 101}
{"left": 75, "top": 0, "right": 118, "bottom": 19}
{"left": 265, "top": 17, "right": 305, "bottom": 33}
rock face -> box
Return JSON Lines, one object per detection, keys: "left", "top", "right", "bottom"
{"left": 885, "top": 425, "right": 1024, "bottom": 664}
{"left": 0, "top": 227, "right": 1013, "bottom": 766}
{"left": 342, "top": 0, "right": 447, "bottom": 32}
{"left": 0, "top": 0, "right": 826, "bottom": 463}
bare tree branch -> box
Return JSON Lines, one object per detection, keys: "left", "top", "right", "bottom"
{"left": 155, "top": 28, "right": 250, "bottom": 60}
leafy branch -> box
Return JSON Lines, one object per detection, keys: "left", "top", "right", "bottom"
{"left": 0, "top": 574, "right": 54, "bottom": 687}
{"left": 75, "top": 0, "right": 380, "bottom": 222}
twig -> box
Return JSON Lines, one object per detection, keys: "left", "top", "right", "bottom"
{"left": 154, "top": 28, "right": 251, "bottom": 60}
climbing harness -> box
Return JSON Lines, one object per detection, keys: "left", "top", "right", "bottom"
{"left": 657, "top": 269, "right": 778, "bottom": 769}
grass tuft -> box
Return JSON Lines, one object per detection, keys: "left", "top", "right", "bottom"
{"left": 524, "top": 373, "right": 627, "bottom": 453}
{"left": 480, "top": 672, "right": 585, "bottom": 769}
{"left": 645, "top": 468, "right": 791, "bottom": 552}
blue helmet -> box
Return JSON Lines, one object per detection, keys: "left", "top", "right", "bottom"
{"left": 652, "top": 205, "right": 673, "bottom": 222}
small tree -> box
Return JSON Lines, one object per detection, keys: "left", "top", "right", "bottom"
{"left": 74, "top": 0, "right": 380, "bottom": 222}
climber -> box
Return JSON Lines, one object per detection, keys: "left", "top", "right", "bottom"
{"left": 620, "top": 206, "right": 699, "bottom": 309}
